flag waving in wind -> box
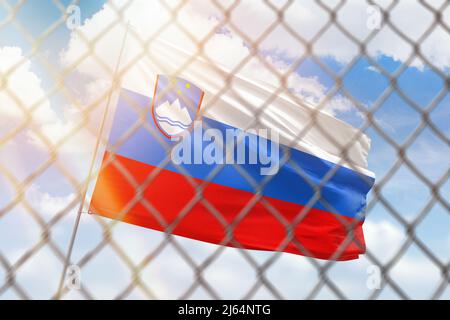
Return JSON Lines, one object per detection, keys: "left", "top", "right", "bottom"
{"left": 89, "top": 40, "right": 375, "bottom": 261}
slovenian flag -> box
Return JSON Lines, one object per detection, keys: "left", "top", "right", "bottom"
{"left": 89, "top": 39, "right": 375, "bottom": 261}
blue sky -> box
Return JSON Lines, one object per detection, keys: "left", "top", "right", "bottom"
{"left": 0, "top": 0, "right": 449, "bottom": 299}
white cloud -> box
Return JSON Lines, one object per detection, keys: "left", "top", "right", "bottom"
{"left": 14, "top": 246, "right": 62, "bottom": 299}
{"left": 364, "top": 220, "right": 407, "bottom": 263}
{"left": 0, "top": 47, "right": 58, "bottom": 129}
{"left": 60, "top": 0, "right": 356, "bottom": 116}
{"left": 25, "top": 184, "right": 76, "bottom": 220}
{"left": 0, "top": 46, "right": 96, "bottom": 157}
{"left": 228, "top": 0, "right": 450, "bottom": 70}
{"left": 367, "top": 65, "right": 381, "bottom": 74}
{"left": 322, "top": 95, "right": 357, "bottom": 116}
{"left": 0, "top": 46, "right": 100, "bottom": 193}
{"left": 0, "top": 47, "right": 58, "bottom": 181}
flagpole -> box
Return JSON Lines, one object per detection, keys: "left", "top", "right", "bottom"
{"left": 55, "top": 22, "right": 131, "bottom": 299}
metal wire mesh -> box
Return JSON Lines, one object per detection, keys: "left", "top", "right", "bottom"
{"left": 0, "top": 0, "right": 449, "bottom": 300}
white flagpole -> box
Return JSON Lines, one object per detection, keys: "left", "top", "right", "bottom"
{"left": 55, "top": 22, "right": 131, "bottom": 299}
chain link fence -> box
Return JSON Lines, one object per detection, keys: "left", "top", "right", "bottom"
{"left": 0, "top": 0, "right": 449, "bottom": 300}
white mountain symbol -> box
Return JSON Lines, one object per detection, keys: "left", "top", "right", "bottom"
{"left": 155, "top": 99, "right": 193, "bottom": 136}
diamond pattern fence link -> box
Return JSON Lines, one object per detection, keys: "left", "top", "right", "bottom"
{"left": 0, "top": 0, "right": 449, "bottom": 300}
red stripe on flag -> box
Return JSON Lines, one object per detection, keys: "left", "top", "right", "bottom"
{"left": 90, "top": 152, "right": 366, "bottom": 260}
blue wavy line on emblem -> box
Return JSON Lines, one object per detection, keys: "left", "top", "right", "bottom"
{"left": 156, "top": 116, "right": 190, "bottom": 130}
{"left": 155, "top": 114, "right": 191, "bottom": 128}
